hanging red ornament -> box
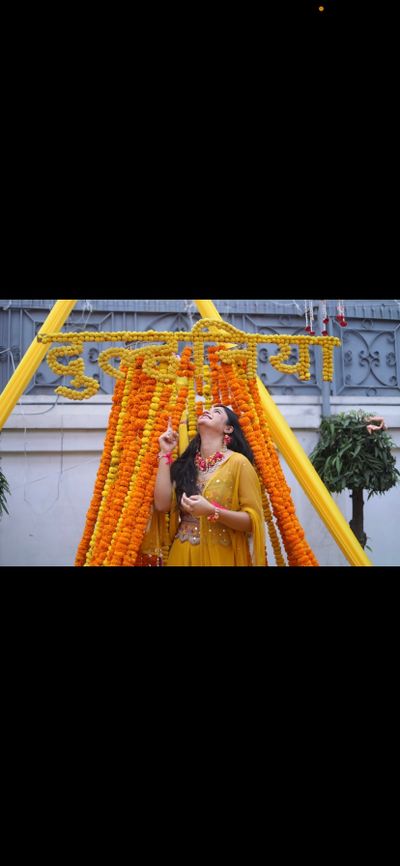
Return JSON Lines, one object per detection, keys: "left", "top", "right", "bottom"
{"left": 336, "top": 299, "right": 347, "bottom": 327}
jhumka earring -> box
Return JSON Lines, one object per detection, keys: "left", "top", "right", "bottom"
{"left": 223, "top": 433, "right": 232, "bottom": 446}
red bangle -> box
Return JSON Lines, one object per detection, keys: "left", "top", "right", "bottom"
{"left": 158, "top": 452, "right": 173, "bottom": 464}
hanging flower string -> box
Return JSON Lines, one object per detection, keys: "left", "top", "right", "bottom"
{"left": 75, "top": 372, "right": 126, "bottom": 566}
{"left": 82, "top": 360, "right": 158, "bottom": 565}
{"left": 336, "top": 299, "right": 348, "bottom": 327}
{"left": 103, "top": 377, "right": 170, "bottom": 566}
{"left": 207, "top": 344, "right": 221, "bottom": 405}
{"left": 187, "top": 375, "right": 197, "bottom": 440}
{"left": 321, "top": 299, "right": 329, "bottom": 336}
{"left": 303, "top": 300, "right": 348, "bottom": 336}
{"left": 86, "top": 360, "right": 157, "bottom": 566}
{"left": 203, "top": 363, "right": 213, "bottom": 410}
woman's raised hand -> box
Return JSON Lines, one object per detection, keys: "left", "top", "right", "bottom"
{"left": 366, "top": 415, "right": 386, "bottom": 434}
{"left": 158, "top": 416, "right": 179, "bottom": 455}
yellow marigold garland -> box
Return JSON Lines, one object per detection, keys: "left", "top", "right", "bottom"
{"left": 47, "top": 341, "right": 99, "bottom": 399}
{"left": 187, "top": 376, "right": 197, "bottom": 439}
{"left": 203, "top": 364, "right": 212, "bottom": 410}
{"left": 40, "top": 324, "right": 340, "bottom": 402}
{"left": 169, "top": 347, "right": 193, "bottom": 432}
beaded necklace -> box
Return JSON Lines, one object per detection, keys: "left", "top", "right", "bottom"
{"left": 194, "top": 449, "right": 226, "bottom": 473}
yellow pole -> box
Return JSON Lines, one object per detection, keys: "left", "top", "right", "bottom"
{"left": 0, "top": 299, "right": 78, "bottom": 430}
{"left": 194, "top": 298, "right": 372, "bottom": 566}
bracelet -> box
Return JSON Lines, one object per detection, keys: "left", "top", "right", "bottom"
{"left": 157, "top": 452, "right": 173, "bottom": 464}
{"left": 207, "top": 500, "right": 228, "bottom": 522}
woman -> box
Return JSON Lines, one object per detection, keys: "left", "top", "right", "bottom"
{"left": 154, "top": 405, "right": 266, "bottom": 566}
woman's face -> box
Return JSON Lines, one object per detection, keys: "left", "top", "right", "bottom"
{"left": 197, "top": 405, "right": 232, "bottom": 437}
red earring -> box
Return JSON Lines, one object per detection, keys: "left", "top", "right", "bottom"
{"left": 224, "top": 433, "right": 232, "bottom": 446}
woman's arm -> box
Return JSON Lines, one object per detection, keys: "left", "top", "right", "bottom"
{"left": 213, "top": 507, "right": 252, "bottom": 532}
{"left": 154, "top": 419, "right": 178, "bottom": 512}
{"left": 182, "top": 493, "right": 252, "bottom": 532}
{"left": 154, "top": 457, "right": 173, "bottom": 512}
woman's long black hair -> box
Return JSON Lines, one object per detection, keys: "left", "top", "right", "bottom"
{"left": 170, "top": 405, "right": 254, "bottom": 505}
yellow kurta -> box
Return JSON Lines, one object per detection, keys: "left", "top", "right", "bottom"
{"left": 165, "top": 452, "right": 266, "bottom": 567}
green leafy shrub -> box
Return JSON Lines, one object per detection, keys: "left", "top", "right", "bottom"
{"left": 309, "top": 410, "right": 400, "bottom": 550}
{"left": 309, "top": 410, "right": 400, "bottom": 499}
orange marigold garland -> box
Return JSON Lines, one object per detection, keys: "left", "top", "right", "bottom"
{"left": 187, "top": 376, "right": 197, "bottom": 440}
{"left": 169, "top": 347, "right": 193, "bottom": 432}
{"left": 218, "top": 358, "right": 231, "bottom": 406}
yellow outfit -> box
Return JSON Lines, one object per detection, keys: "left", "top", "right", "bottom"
{"left": 143, "top": 452, "right": 266, "bottom": 567}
